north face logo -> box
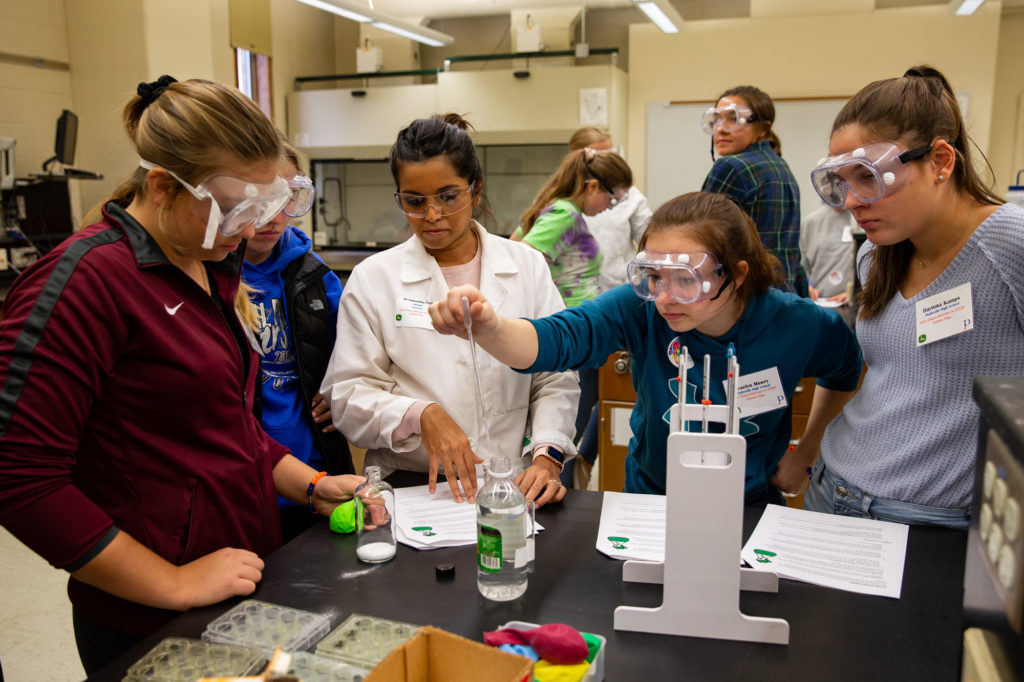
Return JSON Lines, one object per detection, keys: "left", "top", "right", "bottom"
{"left": 309, "top": 299, "right": 325, "bottom": 311}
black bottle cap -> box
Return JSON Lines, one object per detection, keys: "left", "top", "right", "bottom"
{"left": 435, "top": 562, "right": 455, "bottom": 581}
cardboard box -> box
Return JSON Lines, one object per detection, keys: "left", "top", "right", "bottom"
{"left": 364, "top": 626, "right": 533, "bottom": 682}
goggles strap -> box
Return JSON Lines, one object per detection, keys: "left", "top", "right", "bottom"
{"left": 201, "top": 201, "right": 221, "bottom": 250}
{"left": 708, "top": 269, "right": 732, "bottom": 302}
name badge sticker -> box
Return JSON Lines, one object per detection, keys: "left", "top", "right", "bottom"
{"left": 914, "top": 282, "right": 973, "bottom": 347}
{"left": 722, "top": 366, "right": 787, "bottom": 417}
{"left": 394, "top": 296, "right": 435, "bottom": 330}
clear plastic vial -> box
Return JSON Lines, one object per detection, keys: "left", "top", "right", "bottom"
{"left": 476, "top": 456, "right": 529, "bottom": 601}
{"left": 355, "top": 466, "right": 397, "bottom": 563}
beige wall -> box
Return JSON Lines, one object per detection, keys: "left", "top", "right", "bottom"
{"left": 3, "top": 2, "right": 1024, "bottom": 223}
{"left": 0, "top": 0, "right": 73, "bottom": 177}
{"left": 627, "top": 4, "right": 1003, "bottom": 194}
{"left": 990, "top": 9, "right": 1024, "bottom": 194}
{"left": 270, "top": 0, "right": 338, "bottom": 133}
{"left": 64, "top": 0, "right": 147, "bottom": 220}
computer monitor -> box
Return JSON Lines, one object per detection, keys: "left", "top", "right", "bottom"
{"left": 43, "top": 110, "right": 77, "bottom": 171}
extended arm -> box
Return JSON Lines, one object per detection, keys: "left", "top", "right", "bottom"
{"left": 429, "top": 284, "right": 541, "bottom": 370}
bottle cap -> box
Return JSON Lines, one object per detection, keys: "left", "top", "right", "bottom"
{"left": 435, "top": 562, "right": 456, "bottom": 581}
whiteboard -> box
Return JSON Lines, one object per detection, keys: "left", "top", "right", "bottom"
{"left": 645, "top": 98, "right": 849, "bottom": 221}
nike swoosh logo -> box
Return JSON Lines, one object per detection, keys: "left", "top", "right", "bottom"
{"left": 165, "top": 302, "right": 184, "bottom": 315}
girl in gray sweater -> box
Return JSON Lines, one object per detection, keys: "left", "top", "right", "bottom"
{"left": 797, "top": 65, "right": 1023, "bottom": 529}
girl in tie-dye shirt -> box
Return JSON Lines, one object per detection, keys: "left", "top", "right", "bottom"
{"left": 513, "top": 148, "right": 633, "bottom": 307}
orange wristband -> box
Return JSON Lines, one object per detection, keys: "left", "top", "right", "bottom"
{"left": 307, "top": 471, "right": 328, "bottom": 513}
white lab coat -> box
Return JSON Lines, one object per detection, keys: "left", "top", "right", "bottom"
{"left": 322, "top": 222, "right": 580, "bottom": 477}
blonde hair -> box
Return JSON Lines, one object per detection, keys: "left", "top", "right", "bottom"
{"left": 88, "top": 78, "right": 282, "bottom": 330}
{"left": 568, "top": 127, "right": 611, "bottom": 152}
{"left": 279, "top": 134, "right": 306, "bottom": 175}
{"left": 520, "top": 149, "right": 632, "bottom": 235}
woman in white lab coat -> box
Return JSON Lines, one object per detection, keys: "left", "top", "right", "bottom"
{"left": 321, "top": 113, "right": 579, "bottom": 508}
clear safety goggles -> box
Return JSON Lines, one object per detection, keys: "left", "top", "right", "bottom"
{"left": 626, "top": 250, "right": 729, "bottom": 304}
{"left": 700, "top": 104, "right": 756, "bottom": 135}
{"left": 394, "top": 186, "right": 474, "bottom": 219}
{"left": 283, "top": 174, "right": 316, "bottom": 218}
{"left": 809, "top": 141, "right": 932, "bottom": 209}
{"left": 591, "top": 175, "right": 627, "bottom": 207}
{"left": 140, "top": 160, "right": 292, "bottom": 249}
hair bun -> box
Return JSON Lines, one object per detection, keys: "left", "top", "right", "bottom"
{"left": 137, "top": 75, "right": 178, "bottom": 108}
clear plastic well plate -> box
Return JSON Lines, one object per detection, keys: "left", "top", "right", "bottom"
{"left": 122, "top": 636, "right": 264, "bottom": 681}
{"left": 288, "top": 651, "right": 372, "bottom": 682}
{"left": 315, "top": 613, "right": 419, "bottom": 668}
{"left": 201, "top": 599, "right": 331, "bottom": 657}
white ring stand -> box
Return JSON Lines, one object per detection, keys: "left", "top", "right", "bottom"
{"left": 613, "top": 351, "right": 790, "bottom": 645}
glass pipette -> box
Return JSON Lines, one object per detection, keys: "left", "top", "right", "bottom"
{"left": 461, "top": 296, "right": 489, "bottom": 450}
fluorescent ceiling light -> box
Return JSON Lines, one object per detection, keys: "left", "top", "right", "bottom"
{"left": 296, "top": 0, "right": 371, "bottom": 22}
{"left": 949, "top": 0, "right": 985, "bottom": 15}
{"left": 634, "top": 0, "right": 684, "bottom": 34}
{"left": 296, "top": 0, "right": 454, "bottom": 46}
{"left": 371, "top": 21, "right": 451, "bottom": 47}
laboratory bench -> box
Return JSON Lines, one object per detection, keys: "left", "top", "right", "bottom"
{"left": 89, "top": 490, "right": 968, "bottom": 681}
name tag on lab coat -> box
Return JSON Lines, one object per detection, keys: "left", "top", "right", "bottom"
{"left": 723, "top": 366, "right": 787, "bottom": 417}
{"left": 394, "top": 296, "right": 435, "bottom": 330}
{"left": 915, "top": 282, "right": 973, "bottom": 347}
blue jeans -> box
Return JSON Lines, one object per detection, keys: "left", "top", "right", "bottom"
{"left": 803, "top": 459, "right": 969, "bottom": 529}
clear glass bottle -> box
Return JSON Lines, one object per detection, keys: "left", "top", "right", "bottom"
{"left": 355, "top": 466, "right": 396, "bottom": 563}
{"left": 476, "top": 456, "right": 529, "bottom": 601}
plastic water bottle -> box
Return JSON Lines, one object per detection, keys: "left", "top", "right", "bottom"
{"left": 355, "top": 466, "right": 396, "bottom": 563}
{"left": 476, "top": 456, "right": 529, "bottom": 601}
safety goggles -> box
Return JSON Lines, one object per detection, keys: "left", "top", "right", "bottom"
{"left": 140, "top": 160, "right": 292, "bottom": 249}
{"left": 394, "top": 186, "right": 473, "bottom": 219}
{"left": 626, "top": 250, "right": 729, "bottom": 304}
{"left": 809, "top": 141, "right": 932, "bottom": 208}
{"left": 591, "top": 176, "right": 627, "bottom": 207}
{"left": 283, "top": 174, "right": 316, "bottom": 218}
{"left": 700, "top": 104, "right": 757, "bottom": 135}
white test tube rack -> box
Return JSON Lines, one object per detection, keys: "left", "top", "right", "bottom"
{"left": 613, "top": 352, "right": 790, "bottom": 645}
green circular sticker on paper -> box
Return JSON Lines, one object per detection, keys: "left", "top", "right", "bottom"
{"left": 396, "top": 314, "right": 403, "bottom": 321}
{"left": 608, "top": 536, "right": 630, "bottom": 549}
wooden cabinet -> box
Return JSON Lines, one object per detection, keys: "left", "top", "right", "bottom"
{"left": 596, "top": 351, "right": 635, "bottom": 492}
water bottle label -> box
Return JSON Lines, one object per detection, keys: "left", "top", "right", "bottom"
{"left": 477, "top": 524, "right": 502, "bottom": 573}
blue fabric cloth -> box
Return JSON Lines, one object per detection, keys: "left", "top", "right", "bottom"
{"left": 525, "top": 285, "right": 862, "bottom": 499}
{"left": 242, "top": 227, "right": 343, "bottom": 508}
{"left": 499, "top": 643, "right": 540, "bottom": 662}
{"left": 803, "top": 458, "right": 969, "bottom": 529}
{"left": 702, "top": 140, "right": 806, "bottom": 295}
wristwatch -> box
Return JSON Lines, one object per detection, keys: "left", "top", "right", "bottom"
{"left": 533, "top": 446, "right": 565, "bottom": 473}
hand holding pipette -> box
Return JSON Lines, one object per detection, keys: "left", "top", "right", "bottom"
{"left": 462, "top": 296, "right": 489, "bottom": 429}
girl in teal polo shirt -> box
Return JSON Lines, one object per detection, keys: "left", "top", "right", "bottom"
{"left": 433, "top": 192, "right": 862, "bottom": 506}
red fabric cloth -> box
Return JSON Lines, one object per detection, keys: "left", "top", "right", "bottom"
{"left": 484, "top": 623, "right": 588, "bottom": 665}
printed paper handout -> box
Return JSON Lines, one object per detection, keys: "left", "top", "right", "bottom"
{"left": 740, "top": 504, "right": 909, "bottom": 598}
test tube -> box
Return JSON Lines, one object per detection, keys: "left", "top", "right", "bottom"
{"left": 678, "top": 344, "right": 689, "bottom": 433}
{"left": 726, "top": 344, "right": 736, "bottom": 434}
{"left": 701, "top": 353, "right": 711, "bottom": 434}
